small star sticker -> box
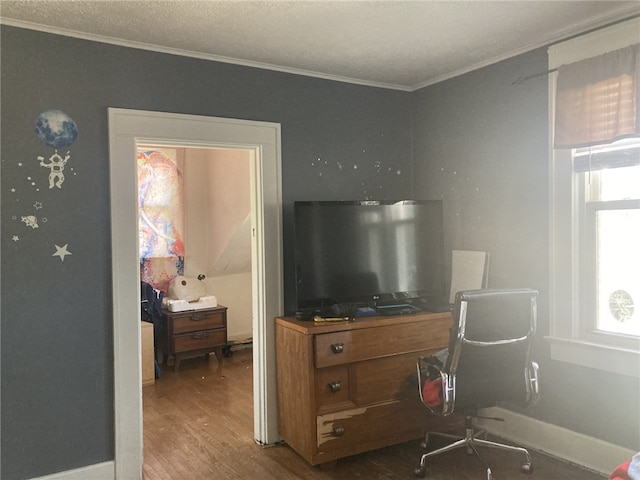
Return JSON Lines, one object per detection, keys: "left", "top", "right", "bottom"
{"left": 52, "top": 244, "right": 72, "bottom": 262}
{"left": 18, "top": 162, "right": 23, "bottom": 167}
{"left": 34, "top": 201, "right": 43, "bottom": 209}
{"left": 12, "top": 235, "right": 19, "bottom": 242}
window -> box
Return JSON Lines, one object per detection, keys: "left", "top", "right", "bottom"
{"left": 576, "top": 141, "right": 640, "bottom": 345}
{"left": 548, "top": 18, "right": 640, "bottom": 377}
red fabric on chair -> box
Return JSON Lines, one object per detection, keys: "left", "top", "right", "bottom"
{"left": 422, "top": 378, "right": 443, "bottom": 407}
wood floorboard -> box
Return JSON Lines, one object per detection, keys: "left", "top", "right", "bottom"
{"left": 143, "top": 348, "right": 607, "bottom": 480}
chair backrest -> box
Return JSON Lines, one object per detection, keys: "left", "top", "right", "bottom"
{"left": 445, "top": 288, "right": 538, "bottom": 411}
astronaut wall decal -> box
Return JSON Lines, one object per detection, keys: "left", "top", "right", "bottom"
{"left": 38, "top": 149, "right": 71, "bottom": 189}
{"left": 5, "top": 109, "right": 79, "bottom": 262}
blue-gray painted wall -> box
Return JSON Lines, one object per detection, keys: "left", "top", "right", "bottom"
{"left": 0, "top": 26, "right": 412, "bottom": 479}
{"left": 411, "top": 49, "right": 639, "bottom": 452}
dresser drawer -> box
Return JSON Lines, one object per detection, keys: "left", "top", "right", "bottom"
{"left": 173, "top": 329, "right": 226, "bottom": 353}
{"left": 171, "top": 310, "right": 226, "bottom": 334}
{"left": 316, "top": 398, "right": 424, "bottom": 453}
{"left": 315, "top": 366, "right": 354, "bottom": 412}
{"left": 314, "top": 318, "right": 450, "bottom": 368}
{"left": 315, "top": 352, "right": 436, "bottom": 412}
{"left": 351, "top": 351, "right": 433, "bottom": 405}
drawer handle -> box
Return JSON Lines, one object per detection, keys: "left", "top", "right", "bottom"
{"left": 332, "top": 425, "right": 345, "bottom": 437}
{"left": 329, "top": 381, "right": 341, "bottom": 393}
{"left": 331, "top": 343, "right": 344, "bottom": 354}
{"left": 190, "top": 312, "right": 207, "bottom": 321}
{"left": 191, "top": 331, "right": 208, "bottom": 339}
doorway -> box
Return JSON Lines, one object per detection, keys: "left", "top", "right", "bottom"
{"left": 109, "top": 109, "right": 283, "bottom": 478}
{"left": 136, "top": 145, "right": 254, "bottom": 342}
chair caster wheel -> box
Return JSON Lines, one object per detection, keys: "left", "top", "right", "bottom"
{"left": 414, "top": 465, "right": 427, "bottom": 478}
{"left": 522, "top": 463, "right": 534, "bottom": 474}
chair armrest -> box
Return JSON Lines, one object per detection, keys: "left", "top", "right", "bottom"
{"left": 416, "top": 356, "right": 454, "bottom": 415}
{"left": 526, "top": 361, "right": 540, "bottom": 406}
{"left": 441, "top": 372, "right": 455, "bottom": 415}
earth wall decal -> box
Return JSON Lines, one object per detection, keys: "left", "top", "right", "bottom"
{"left": 34, "top": 109, "right": 78, "bottom": 148}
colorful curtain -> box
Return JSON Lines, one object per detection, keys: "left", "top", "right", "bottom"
{"left": 137, "top": 150, "right": 184, "bottom": 293}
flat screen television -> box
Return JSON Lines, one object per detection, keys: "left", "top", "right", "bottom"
{"left": 293, "top": 200, "right": 446, "bottom": 315}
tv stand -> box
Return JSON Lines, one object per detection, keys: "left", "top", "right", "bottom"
{"left": 275, "top": 310, "right": 454, "bottom": 467}
{"left": 374, "top": 303, "right": 422, "bottom": 315}
{"left": 424, "top": 303, "right": 454, "bottom": 313}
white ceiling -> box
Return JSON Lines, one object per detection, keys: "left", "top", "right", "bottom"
{"left": 1, "top": 1, "right": 639, "bottom": 91}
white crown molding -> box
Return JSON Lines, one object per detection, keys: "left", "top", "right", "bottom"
{"left": 3, "top": 8, "right": 639, "bottom": 93}
{"left": 0, "top": 18, "right": 412, "bottom": 92}
{"left": 410, "top": 8, "right": 640, "bottom": 90}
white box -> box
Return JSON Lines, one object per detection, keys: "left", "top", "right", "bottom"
{"left": 165, "top": 295, "right": 218, "bottom": 312}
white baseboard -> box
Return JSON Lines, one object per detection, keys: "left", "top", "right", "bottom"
{"left": 30, "top": 461, "right": 114, "bottom": 480}
{"left": 476, "top": 407, "right": 635, "bottom": 476}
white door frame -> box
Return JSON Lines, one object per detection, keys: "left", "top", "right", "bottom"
{"left": 108, "top": 108, "right": 283, "bottom": 479}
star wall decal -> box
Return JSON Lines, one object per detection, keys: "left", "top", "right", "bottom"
{"left": 52, "top": 244, "right": 72, "bottom": 262}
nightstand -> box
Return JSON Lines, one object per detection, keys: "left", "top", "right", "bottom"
{"left": 161, "top": 305, "right": 228, "bottom": 370}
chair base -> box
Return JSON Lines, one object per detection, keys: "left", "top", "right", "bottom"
{"left": 415, "top": 416, "right": 533, "bottom": 479}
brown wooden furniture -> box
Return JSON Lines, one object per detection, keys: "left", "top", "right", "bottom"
{"left": 141, "top": 321, "right": 156, "bottom": 386}
{"left": 275, "top": 311, "right": 453, "bottom": 467}
{"left": 162, "top": 305, "right": 228, "bottom": 370}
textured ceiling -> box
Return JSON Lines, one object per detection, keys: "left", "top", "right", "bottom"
{"left": 1, "top": 0, "right": 639, "bottom": 90}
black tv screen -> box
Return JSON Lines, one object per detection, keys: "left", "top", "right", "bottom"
{"left": 294, "top": 200, "right": 445, "bottom": 312}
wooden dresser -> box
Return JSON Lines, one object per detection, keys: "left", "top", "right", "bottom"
{"left": 275, "top": 311, "right": 452, "bottom": 467}
{"left": 161, "top": 305, "right": 227, "bottom": 370}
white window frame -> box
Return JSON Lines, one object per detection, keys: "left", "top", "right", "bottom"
{"left": 581, "top": 167, "right": 640, "bottom": 346}
{"left": 547, "top": 17, "right": 640, "bottom": 378}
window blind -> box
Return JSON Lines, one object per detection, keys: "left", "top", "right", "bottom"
{"left": 554, "top": 44, "right": 640, "bottom": 149}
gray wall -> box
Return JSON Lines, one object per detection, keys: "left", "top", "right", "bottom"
{"left": 411, "top": 48, "right": 639, "bottom": 450}
{"left": 0, "top": 26, "right": 412, "bottom": 479}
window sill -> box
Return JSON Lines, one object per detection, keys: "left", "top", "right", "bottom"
{"left": 546, "top": 336, "right": 640, "bottom": 378}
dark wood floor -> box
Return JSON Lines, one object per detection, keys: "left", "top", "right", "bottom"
{"left": 143, "top": 348, "right": 606, "bottom": 480}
